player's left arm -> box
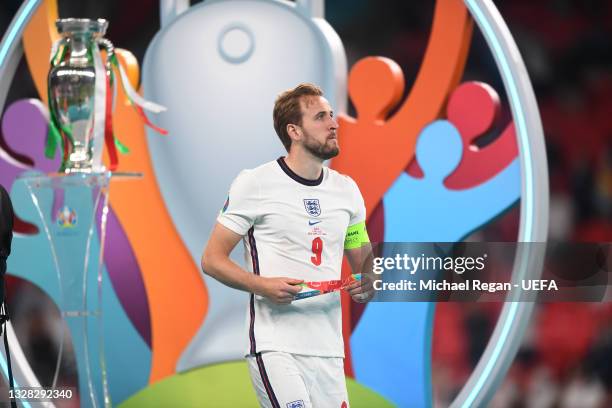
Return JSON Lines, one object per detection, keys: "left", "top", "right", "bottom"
{"left": 343, "top": 221, "right": 374, "bottom": 303}
{"left": 342, "top": 177, "right": 374, "bottom": 302}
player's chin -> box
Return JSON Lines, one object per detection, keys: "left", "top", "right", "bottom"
{"left": 323, "top": 144, "right": 339, "bottom": 157}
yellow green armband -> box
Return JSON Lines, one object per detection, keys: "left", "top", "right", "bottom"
{"left": 344, "top": 221, "right": 370, "bottom": 249}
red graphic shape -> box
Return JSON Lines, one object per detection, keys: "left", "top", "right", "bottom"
{"left": 407, "top": 81, "right": 519, "bottom": 189}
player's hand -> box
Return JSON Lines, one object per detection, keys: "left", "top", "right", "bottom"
{"left": 343, "top": 275, "right": 374, "bottom": 303}
{"left": 254, "top": 277, "right": 304, "bottom": 305}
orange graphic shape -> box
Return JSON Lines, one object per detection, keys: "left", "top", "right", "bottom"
{"left": 333, "top": 0, "right": 473, "bottom": 377}
{"left": 22, "top": 0, "right": 59, "bottom": 103}
{"left": 23, "top": 0, "right": 208, "bottom": 384}
{"left": 331, "top": 0, "right": 473, "bottom": 217}
{"left": 108, "top": 69, "right": 208, "bottom": 384}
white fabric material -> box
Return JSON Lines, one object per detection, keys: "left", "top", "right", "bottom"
{"left": 217, "top": 159, "right": 365, "bottom": 358}
{"left": 247, "top": 351, "right": 349, "bottom": 408}
{"left": 91, "top": 44, "right": 107, "bottom": 171}
{"left": 49, "top": 38, "right": 62, "bottom": 63}
{"left": 116, "top": 62, "right": 166, "bottom": 113}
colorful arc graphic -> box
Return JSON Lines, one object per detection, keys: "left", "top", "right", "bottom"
{"left": 1, "top": 0, "right": 208, "bottom": 389}
{"left": 0, "top": 1, "right": 548, "bottom": 407}
{"left": 452, "top": 1, "right": 549, "bottom": 406}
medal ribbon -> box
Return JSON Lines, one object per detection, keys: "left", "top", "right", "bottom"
{"left": 294, "top": 274, "right": 362, "bottom": 300}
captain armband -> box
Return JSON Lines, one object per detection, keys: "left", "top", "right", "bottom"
{"left": 344, "top": 221, "right": 370, "bottom": 250}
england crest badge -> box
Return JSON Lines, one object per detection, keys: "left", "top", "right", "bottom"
{"left": 303, "top": 199, "right": 321, "bottom": 217}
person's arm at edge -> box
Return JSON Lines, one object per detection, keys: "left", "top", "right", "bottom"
{"left": 344, "top": 243, "right": 375, "bottom": 303}
{"left": 201, "top": 222, "right": 303, "bottom": 305}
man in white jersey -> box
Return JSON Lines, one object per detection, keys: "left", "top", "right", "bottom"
{"left": 202, "top": 83, "right": 371, "bottom": 408}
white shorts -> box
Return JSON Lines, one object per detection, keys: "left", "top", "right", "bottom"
{"left": 246, "top": 351, "right": 349, "bottom": 408}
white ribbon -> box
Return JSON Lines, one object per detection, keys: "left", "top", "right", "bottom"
{"left": 49, "top": 38, "right": 62, "bottom": 63}
{"left": 116, "top": 61, "right": 166, "bottom": 113}
{"left": 92, "top": 44, "right": 107, "bottom": 172}
{"left": 112, "top": 64, "right": 117, "bottom": 113}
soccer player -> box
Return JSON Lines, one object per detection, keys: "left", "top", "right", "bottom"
{"left": 202, "top": 83, "right": 371, "bottom": 408}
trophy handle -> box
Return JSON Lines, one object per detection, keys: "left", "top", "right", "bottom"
{"left": 159, "top": 0, "right": 190, "bottom": 28}
{"left": 97, "top": 38, "right": 115, "bottom": 72}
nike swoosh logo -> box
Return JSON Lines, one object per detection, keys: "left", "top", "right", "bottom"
{"left": 309, "top": 220, "right": 322, "bottom": 226}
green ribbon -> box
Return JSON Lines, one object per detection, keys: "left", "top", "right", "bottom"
{"left": 114, "top": 136, "right": 130, "bottom": 154}
{"left": 46, "top": 43, "right": 73, "bottom": 165}
{"left": 108, "top": 54, "right": 130, "bottom": 155}
{"left": 46, "top": 45, "right": 132, "bottom": 167}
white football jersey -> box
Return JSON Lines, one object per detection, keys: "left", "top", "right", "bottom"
{"left": 217, "top": 157, "right": 366, "bottom": 357}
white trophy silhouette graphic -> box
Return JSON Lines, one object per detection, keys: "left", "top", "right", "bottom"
{"left": 142, "top": 0, "right": 347, "bottom": 371}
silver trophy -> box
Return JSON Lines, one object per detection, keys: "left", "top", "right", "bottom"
{"left": 48, "top": 18, "right": 114, "bottom": 172}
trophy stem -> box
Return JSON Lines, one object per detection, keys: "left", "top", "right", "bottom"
{"left": 22, "top": 173, "right": 113, "bottom": 408}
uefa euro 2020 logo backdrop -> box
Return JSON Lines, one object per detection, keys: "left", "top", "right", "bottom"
{"left": 0, "top": 0, "right": 551, "bottom": 407}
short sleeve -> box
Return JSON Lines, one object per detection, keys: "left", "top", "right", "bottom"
{"left": 347, "top": 177, "right": 366, "bottom": 226}
{"left": 217, "top": 170, "right": 260, "bottom": 236}
{"left": 344, "top": 177, "right": 369, "bottom": 249}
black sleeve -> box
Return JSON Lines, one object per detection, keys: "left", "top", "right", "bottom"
{"left": 0, "top": 184, "right": 14, "bottom": 260}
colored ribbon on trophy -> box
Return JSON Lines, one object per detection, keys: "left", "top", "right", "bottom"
{"left": 104, "top": 47, "right": 129, "bottom": 155}
{"left": 92, "top": 43, "right": 108, "bottom": 171}
{"left": 294, "top": 273, "right": 362, "bottom": 300}
{"left": 104, "top": 69, "right": 118, "bottom": 170}
{"left": 45, "top": 37, "right": 167, "bottom": 171}
{"left": 46, "top": 40, "right": 74, "bottom": 169}
{"left": 109, "top": 54, "right": 168, "bottom": 135}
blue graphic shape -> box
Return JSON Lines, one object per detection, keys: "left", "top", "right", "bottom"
{"left": 6, "top": 175, "right": 151, "bottom": 404}
{"left": 350, "top": 120, "right": 520, "bottom": 407}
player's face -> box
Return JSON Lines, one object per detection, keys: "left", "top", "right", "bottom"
{"left": 298, "top": 96, "right": 339, "bottom": 160}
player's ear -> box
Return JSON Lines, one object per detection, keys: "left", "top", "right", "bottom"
{"left": 287, "top": 123, "right": 301, "bottom": 141}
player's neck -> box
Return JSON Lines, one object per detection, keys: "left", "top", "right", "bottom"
{"left": 284, "top": 150, "right": 323, "bottom": 181}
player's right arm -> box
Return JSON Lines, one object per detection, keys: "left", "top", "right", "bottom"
{"left": 202, "top": 223, "right": 303, "bottom": 305}
{"left": 206, "top": 170, "right": 303, "bottom": 304}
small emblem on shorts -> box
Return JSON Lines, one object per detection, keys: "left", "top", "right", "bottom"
{"left": 303, "top": 199, "right": 321, "bottom": 217}
{"left": 287, "top": 401, "right": 304, "bottom": 408}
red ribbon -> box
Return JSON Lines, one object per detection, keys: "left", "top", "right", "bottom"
{"left": 303, "top": 275, "right": 359, "bottom": 293}
{"left": 135, "top": 105, "right": 168, "bottom": 135}
{"left": 104, "top": 73, "right": 118, "bottom": 170}
{"left": 62, "top": 135, "right": 70, "bottom": 168}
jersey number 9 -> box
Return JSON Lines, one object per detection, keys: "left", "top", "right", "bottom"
{"left": 311, "top": 237, "right": 323, "bottom": 266}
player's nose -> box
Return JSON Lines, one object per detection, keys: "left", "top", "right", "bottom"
{"left": 329, "top": 116, "right": 339, "bottom": 130}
